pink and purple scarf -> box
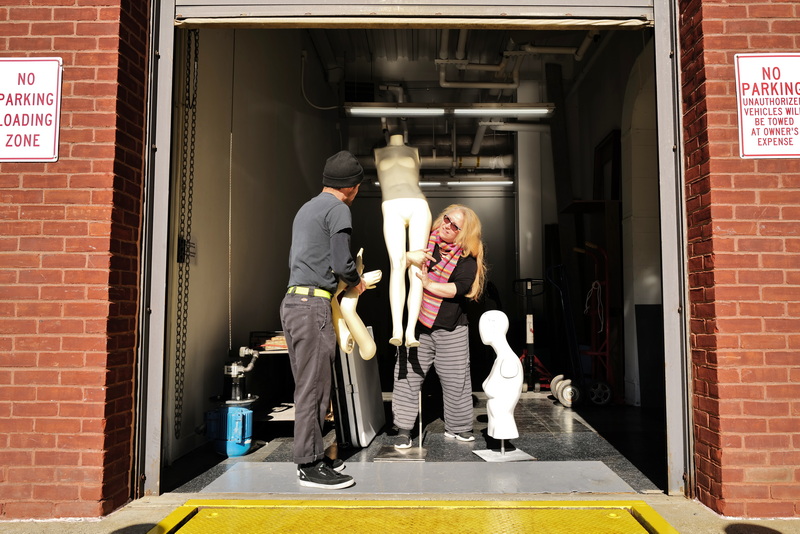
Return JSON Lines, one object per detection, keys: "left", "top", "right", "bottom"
{"left": 418, "top": 230, "right": 463, "bottom": 327}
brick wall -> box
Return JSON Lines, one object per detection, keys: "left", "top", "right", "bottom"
{"left": 0, "top": 0, "right": 148, "bottom": 519}
{"left": 680, "top": 0, "right": 800, "bottom": 518}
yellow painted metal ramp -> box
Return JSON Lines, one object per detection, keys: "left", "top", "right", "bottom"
{"left": 150, "top": 500, "right": 679, "bottom": 534}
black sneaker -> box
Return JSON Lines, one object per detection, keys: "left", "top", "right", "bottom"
{"left": 444, "top": 430, "right": 475, "bottom": 442}
{"left": 324, "top": 456, "right": 345, "bottom": 472}
{"left": 297, "top": 461, "right": 354, "bottom": 489}
{"left": 296, "top": 456, "right": 344, "bottom": 475}
{"left": 393, "top": 428, "right": 412, "bottom": 449}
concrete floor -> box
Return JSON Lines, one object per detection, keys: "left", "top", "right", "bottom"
{"left": 2, "top": 393, "right": 799, "bottom": 533}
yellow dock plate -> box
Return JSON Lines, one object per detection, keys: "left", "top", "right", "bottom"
{"left": 149, "top": 500, "right": 678, "bottom": 534}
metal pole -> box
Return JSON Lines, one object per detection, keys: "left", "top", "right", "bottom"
{"left": 418, "top": 391, "right": 423, "bottom": 449}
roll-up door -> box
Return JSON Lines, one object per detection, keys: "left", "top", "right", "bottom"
{"left": 174, "top": 1, "right": 654, "bottom": 26}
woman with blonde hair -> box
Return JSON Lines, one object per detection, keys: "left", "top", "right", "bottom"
{"left": 392, "top": 204, "right": 487, "bottom": 448}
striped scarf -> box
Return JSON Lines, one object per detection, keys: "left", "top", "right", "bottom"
{"left": 419, "top": 230, "right": 462, "bottom": 327}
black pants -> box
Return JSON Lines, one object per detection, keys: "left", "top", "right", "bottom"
{"left": 280, "top": 292, "right": 335, "bottom": 465}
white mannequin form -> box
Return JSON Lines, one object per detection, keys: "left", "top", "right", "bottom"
{"left": 374, "top": 134, "right": 432, "bottom": 348}
{"left": 480, "top": 310, "right": 524, "bottom": 440}
{"left": 331, "top": 248, "right": 382, "bottom": 360}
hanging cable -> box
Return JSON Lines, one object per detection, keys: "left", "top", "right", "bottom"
{"left": 301, "top": 52, "right": 338, "bottom": 111}
{"left": 583, "top": 280, "right": 604, "bottom": 334}
{"left": 228, "top": 34, "right": 236, "bottom": 352}
{"left": 174, "top": 29, "right": 199, "bottom": 441}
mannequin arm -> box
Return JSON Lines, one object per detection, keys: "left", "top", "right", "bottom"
{"left": 332, "top": 281, "right": 354, "bottom": 354}
{"left": 339, "top": 249, "right": 382, "bottom": 359}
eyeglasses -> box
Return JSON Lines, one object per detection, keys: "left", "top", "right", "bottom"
{"left": 443, "top": 214, "right": 462, "bottom": 232}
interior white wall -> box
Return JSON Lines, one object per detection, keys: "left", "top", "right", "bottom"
{"left": 621, "top": 38, "right": 661, "bottom": 406}
{"left": 516, "top": 80, "right": 543, "bottom": 282}
{"left": 165, "top": 28, "right": 339, "bottom": 463}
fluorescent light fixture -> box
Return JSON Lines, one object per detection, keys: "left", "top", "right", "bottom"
{"left": 345, "top": 103, "right": 554, "bottom": 118}
{"left": 347, "top": 105, "right": 445, "bottom": 117}
{"left": 453, "top": 104, "right": 554, "bottom": 118}
{"left": 374, "top": 181, "right": 443, "bottom": 187}
{"left": 447, "top": 181, "right": 514, "bottom": 187}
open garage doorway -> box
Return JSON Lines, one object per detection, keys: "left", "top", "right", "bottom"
{"left": 141, "top": 9, "right": 689, "bottom": 499}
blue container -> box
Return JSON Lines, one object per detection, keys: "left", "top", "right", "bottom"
{"left": 205, "top": 405, "right": 253, "bottom": 457}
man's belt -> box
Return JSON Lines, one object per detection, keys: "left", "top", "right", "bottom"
{"left": 286, "top": 286, "right": 332, "bottom": 300}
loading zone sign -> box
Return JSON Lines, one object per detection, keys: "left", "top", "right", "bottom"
{"left": 0, "top": 57, "right": 63, "bottom": 162}
{"left": 735, "top": 53, "right": 800, "bottom": 159}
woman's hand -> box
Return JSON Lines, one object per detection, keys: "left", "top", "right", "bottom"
{"left": 405, "top": 249, "right": 435, "bottom": 269}
{"left": 416, "top": 263, "right": 457, "bottom": 298}
{"left": 417, "top": 262, "right": 432, "bottom": 290}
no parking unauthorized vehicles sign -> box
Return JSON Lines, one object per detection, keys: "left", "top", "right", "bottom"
{"left": 0, "top": 57, "right": 63, "bottom": 163}
{"left": 735, "top": 53, "right": 800, "bottom": 159}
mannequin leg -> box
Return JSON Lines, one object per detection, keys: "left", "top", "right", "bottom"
{"left": 404, "top": 205, "right": 432, "bottom": 347}
{"left": 382, "top": 206, "right": 408, "bottom": 346}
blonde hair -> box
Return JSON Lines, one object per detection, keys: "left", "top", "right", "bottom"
{"left": 432, "top": 204, "right": 487, "bottom": 301}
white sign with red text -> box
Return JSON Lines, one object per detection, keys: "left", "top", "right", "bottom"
{"left": 735, "top": 53, "right": 800, "bottom": 159}
{"left": 0, "top": 57, "right": 63, "bottom": 162}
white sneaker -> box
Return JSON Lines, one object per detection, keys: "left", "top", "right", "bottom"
{"left": 444, "top": 431, "right": 475, "bottom": 442}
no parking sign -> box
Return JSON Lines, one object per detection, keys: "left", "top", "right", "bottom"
{"left": 735, "top": 53, "right": 800, "bottom": 159}
{"left": 0, "top": 57, "right": 63, "bottom": 162}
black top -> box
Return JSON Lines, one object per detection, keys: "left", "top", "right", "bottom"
{"left": 418, "top": 244, "right": 478, "bottom": 333}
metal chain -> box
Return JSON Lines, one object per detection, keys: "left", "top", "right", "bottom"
{"left": 174, "top": 29, "right": 199, "bottom": 441}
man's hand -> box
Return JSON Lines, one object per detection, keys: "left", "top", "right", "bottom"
{"left": 351, "top": 278, "right": 367, "bottom": 295}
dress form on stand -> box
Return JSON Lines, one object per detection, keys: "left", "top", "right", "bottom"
{"left": 472, "top": 310, "right": 536, "bottom": 462}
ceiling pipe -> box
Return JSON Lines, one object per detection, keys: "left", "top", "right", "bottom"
{"left": 574, "top": 29, "right": 600, "bottom": 61}
{"left": 455, "top": 29, "right": 468, "bottom": 60}
{"left": 519, "top": 44, "right": 578, "bottom": 56}
{"left": 380, "top": 83, "right": 410, "bottom": 140}
{"left": 481, "top": 121, "right": 551, "bottom": 133}
{"left": 437, "top": 57, "right": 522, "bottom": 89}
{"left": 518, "top": 29, "right": 599, "bottom": 61}
{"left": 471, "top": 122, "right": 488, "bottom": 155}
{"left": 358, "top": 154, "right": 514, "bottom": 171}
{"left": 439, "top": 29, "right": 450, "bottom": 60}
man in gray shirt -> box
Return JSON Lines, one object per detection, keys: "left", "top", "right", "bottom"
{"left": 280, "top": 150, "right": 366, "bottom": 489}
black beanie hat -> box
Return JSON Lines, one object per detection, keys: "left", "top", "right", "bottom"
{"left": 322, "top": 150, "right": 364, "bottom": 188}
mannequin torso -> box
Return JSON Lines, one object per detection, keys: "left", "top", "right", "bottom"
{"left": 374, "top": 135, "right": 425, "bottom": 202}
{"left": 479, "top": 310, "right": 524, "bottom": 440}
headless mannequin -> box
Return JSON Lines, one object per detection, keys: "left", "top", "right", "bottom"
{"left": 374, "top": 134, "right": 432, "bottom": 348}
{"left": 479, "top": 310, "right": 524, "bottom": 440}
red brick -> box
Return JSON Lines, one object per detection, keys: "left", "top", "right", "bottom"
{"left": 0, "top": 484, "right": 34, "bottom": 501}
{"left": 7, "top": 466, "right": 57, "bottom": 484}
{"left": 2, "top": 502, "right": 56, "bottom": 520}
{"left": 0, "top": 319, "right": 36, "bottom": 334}
{"left": 33, "top": 484, "right": 80, "bottom": 501}
{"left": 744, "top": 501, "right": 797, "bottom": 518}
{"left": 18, "top": 269, "right": 64, "bottom": 284}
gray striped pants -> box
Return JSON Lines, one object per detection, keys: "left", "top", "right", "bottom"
{"left": 392, "top": 325, "right": 473, "bottom": 433}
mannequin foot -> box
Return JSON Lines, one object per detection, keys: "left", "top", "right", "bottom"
{"left": 405, "top": 337, "right": 420, "bottom": 348}
{"left": 389, "top": 336, "right": 402, "bottom": 346}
